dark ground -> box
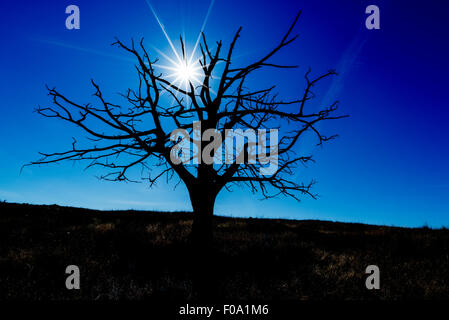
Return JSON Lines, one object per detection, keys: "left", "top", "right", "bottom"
{"left": 0, "top": 202, "right": 448, "bottom": 300}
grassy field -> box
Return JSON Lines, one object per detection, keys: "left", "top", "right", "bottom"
{"left": 0, "top": 202, "right": 448, "bottom": 300}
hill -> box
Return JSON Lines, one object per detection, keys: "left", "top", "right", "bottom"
{"left": 0, "top": 202, "right": 448, "bottom": 300}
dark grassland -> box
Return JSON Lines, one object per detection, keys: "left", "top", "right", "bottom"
{"left": 1, "top": 202, "right": 448, "bottom": 300}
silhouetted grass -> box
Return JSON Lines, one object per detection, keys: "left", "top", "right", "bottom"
{"left": 1, "top": 202, "right": 448, "bottom": 300}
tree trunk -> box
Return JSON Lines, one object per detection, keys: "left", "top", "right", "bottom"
{"left": 188, "top": 185, "right": 218, "bottom": 299}
{"left": 189, "top": 185, "right": 216, "bottom": 246}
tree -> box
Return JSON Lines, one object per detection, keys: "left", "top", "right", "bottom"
{"left": 29, "top": 11, "right": 346, "bottom": 245}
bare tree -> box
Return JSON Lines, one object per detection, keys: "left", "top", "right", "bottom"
{"left": 29, "top": 11, "right": 347, "bottom": 244}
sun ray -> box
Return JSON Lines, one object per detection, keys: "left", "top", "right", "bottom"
{"left": 144, "top": 0, "right": 217, "bottom": 99}
{"left": 144, "top": 0, "right": 182, "bottom": 64}
{"left": 189, "top": 0, "right": 216, "bottom": 65}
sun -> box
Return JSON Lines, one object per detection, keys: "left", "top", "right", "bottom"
{"left": 154, "top": 49, "right": 202, "bottom": 91}
{"left": 155, "top": 51, "right": 216, "bottom": 100}
{"left": 174, "top": 60, "right": 198, "bottom": 84}
{"left": 156, "top": 53, "right": 203, "bottom": 93}
{"left": 145, "top": 0, "right": 217, "bottom": 97}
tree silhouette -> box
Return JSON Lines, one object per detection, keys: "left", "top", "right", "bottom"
{"left": 29, "top": 11, "right": 346, "bottom": 244}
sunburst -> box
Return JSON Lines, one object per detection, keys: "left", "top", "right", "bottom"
{"left": 156, "top": 50, "right": 203, "bottom": 92}
{"left": 145, "top": 0, "right": 216, "bottom": 96}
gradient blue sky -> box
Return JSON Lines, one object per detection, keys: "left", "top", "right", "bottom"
{"left": 0, "top": 0, "right": 448, "bottom": 227}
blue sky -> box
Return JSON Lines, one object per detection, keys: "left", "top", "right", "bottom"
{"left": 0, "top": 0, "right": 448, "bottom": 227}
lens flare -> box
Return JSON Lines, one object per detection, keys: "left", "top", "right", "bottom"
{"left": 174, "top": 60, "right": 199, "bottom": 84}
{"left": 145, "top": 0, "right": 217, "bottom": 96}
